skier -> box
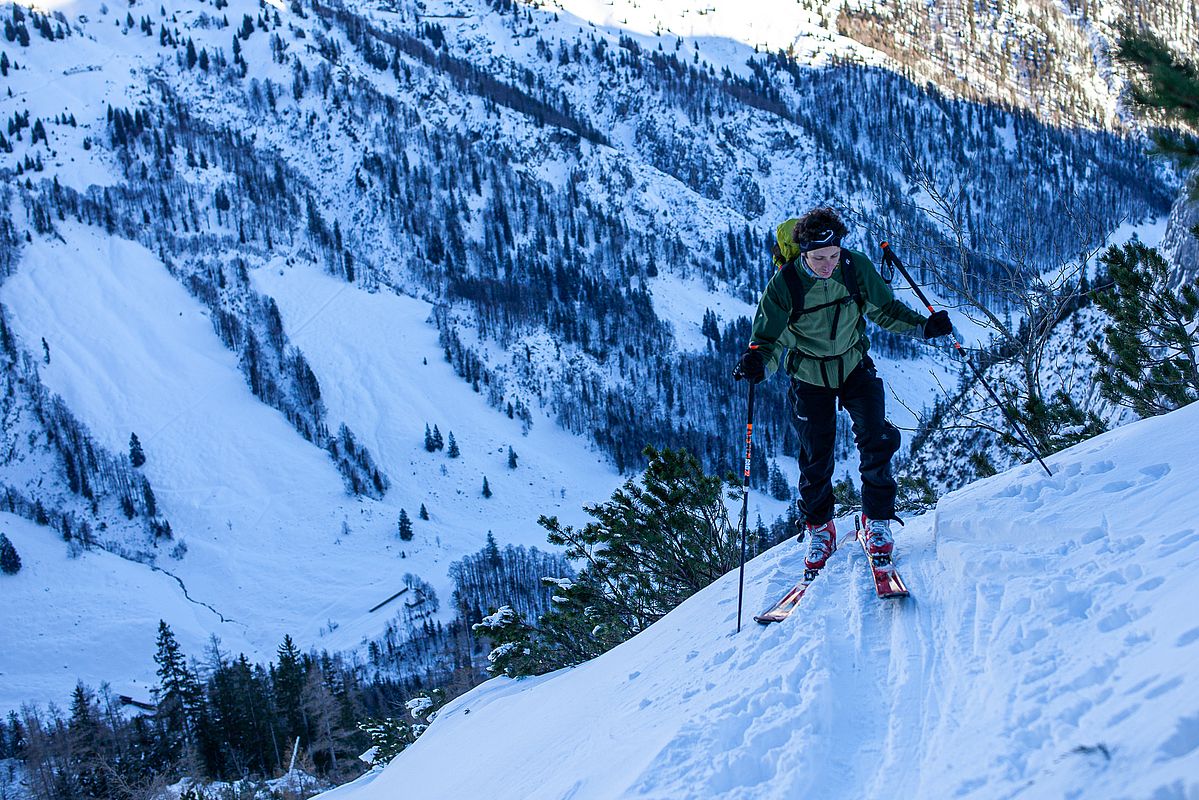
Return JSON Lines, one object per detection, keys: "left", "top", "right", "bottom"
{"left": 734, "top": 208, "right": 952, "bottom": 572}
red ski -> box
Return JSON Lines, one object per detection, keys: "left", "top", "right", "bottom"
{"left": 753, "top": 569, "right": 821, "bottom": 624}
{"left": 755, "top": 528, "right": 842, "bottom": 624}
{"left": 854, "top": 517, "right": 909, "bottom": 599}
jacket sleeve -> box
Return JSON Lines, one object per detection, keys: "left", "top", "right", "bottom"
{"left": 856, "top": 254, "right": 928, "bottom": 335}
{"left": 749, "top": 271, "right": 793, "bottom": 378}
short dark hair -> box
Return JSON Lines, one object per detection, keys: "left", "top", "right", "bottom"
{"left": 792, "top": 207, "right": 848, "bottom": 245}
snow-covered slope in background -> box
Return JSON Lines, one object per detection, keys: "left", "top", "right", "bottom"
{"left": 542, "top": 0, "right": 873, "bottom": 65}
{"left": 324, "top": 401, "right": 1199, "bottom": 799}
{"left": 0, "top": 223, "right": 634, "bottom": 708}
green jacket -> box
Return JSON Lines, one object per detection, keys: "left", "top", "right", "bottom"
{"left": 750, "top": 249, "right": 928, "bottom": 388}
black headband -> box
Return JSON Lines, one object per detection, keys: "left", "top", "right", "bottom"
{"left": 797, "top": 228, "right": 843, "bottom": 253}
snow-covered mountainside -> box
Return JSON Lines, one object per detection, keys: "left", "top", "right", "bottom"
{"left": 0, "top": 0, "right": 1181, "bottom": 715}
{"left": 0, "top": 221, "right": 629, "bottom": 708}
{"left": 323, "top": 400, "right": 1199, "bottom": 800}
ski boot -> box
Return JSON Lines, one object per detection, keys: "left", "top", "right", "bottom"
{"left": 860, "top": 515, "right": 894, "bottom": 565}
{"left": 803, "top": 519, "right": 837, "bottom": 575}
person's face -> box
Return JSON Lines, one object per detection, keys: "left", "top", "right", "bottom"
{"left": 803, "top": 245, "right": 841, "bottom": 279}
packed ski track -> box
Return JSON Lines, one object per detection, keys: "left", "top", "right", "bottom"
{"left": 322, "top": 402, "right": 1199, "bottom": 800}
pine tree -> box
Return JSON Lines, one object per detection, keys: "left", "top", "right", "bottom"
{"left": 832, "top": 476, "right": 861, "bottom": 517}
{"left": 1088, "top": 237, "right": 1199, "bottom": 417}
{"left": 483, "top": 531, "right": 501, "bottom": 566}
{"left": 482, "top": 476, "right": 492, "bottom": 498}
{"left": 397, "top": 509, "right": 413, "bottom": 541}
{"left": 1114, "top": 28, "right": 1199, "bottom": 166}
{"left": 447, "top": 432, "right": 460, "bottom": 458}
{"left": 431, "top": 425, "right": 444, "bottom": 451}
{"left": 142, "top": 478, "right": 157, "bottom": 517}
{"left": 131, "top": 432, "right": 147, "bottom": 470}
{"left": 68, "top": 682, "right": 108, "bottom": 797}
{"left": 768, "top": 462, "right": 790, "bottom": 500}
{"left": 356, "top": 716, "right": 415, "bottom": 766}
{"left": 895, "top": 475, "right": 939, "bottom": 514}
{"left": 423, "top": 424, "right": 435, "bottom": 452}
{"left": 1004, "top": 388, "right": 1109, "bottom": 456}
{"left": 518, "top": 447, "right": 739, "bottom": 675}
{"left": 507, "top": 446, "right": 518, "bottom": 469}
{"left": 273, "top": 635, "right": 307, "bottom": 744}
{"left": 419, "top": 503, "right": 429, "bottom": 521}
{"left": 153, "top": 621, "right": 204, "bottom": 747}
{"left": 0, "top": 533, "right": 20, "bottom": 574}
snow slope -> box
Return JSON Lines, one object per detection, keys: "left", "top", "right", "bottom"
{"left": 321, "top": 401, "right": 1199, "bottom": 799}
{"left": 0, "top": 223, "right": 634, "bottom": 709}
{"left": 0, "top": 512, "right": 222, "bottom": 706}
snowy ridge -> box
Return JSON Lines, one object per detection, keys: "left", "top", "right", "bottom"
{"left": 325, "top": 401, "right": 1199, "bottom": 799}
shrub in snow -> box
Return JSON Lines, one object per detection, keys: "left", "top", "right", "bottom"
{"left": 357, "top": 717, "right": 415, "bottom": 768}
{"left": 471, "top": 606, "right": 543, "bottom": 679}
{"left": 405, "top": 696, "right": 434, "bottom": 719}
{"left": 476, "top": 605, "right": 517, "bottom": 629}
{"left": 470, "top": 448, "right": 743, "bottom": 678}
{"left": 0, "top": 534, "right": 20, "bottom": 574}
{"left": 1090, "top": 235, "right": 1199, "bottom": 418}
{"left": 520, "top": 446, "right": 740, "bottom": 675}
{"left": 358, "top": 688, "right": 447, "bottom": 767}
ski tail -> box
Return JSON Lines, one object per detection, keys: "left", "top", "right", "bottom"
{"left": 754, "top": 566, "right": 821, "bottom": 624}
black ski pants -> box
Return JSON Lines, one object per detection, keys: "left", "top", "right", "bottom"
{"left": 787, "top": 357, "right": 901, "bottom": 526}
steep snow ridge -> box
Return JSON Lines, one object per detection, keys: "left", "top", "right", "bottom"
{"left": 325, "top": 401, "right": 1199, "bottom": 799}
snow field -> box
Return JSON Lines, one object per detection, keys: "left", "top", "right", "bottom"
{"left": 0, "top": 223, "right": 630, "bottom": 708}
{"left": 0, "top": 512, "right": 219, "bottom": 707}
{"left": 326, "top": 400, "right": 1199, "bottom": 800}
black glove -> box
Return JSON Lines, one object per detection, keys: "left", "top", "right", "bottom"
{"left": 733, "top": 347, "right": 766, "bottom": 384}
{"left": 923, "top": 310, "right": 952, "bottom": 340}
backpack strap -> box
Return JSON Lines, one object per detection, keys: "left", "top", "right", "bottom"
{"left": 779, "top": 252, "right": 866, "bottom": 327}
{"left": 779, "top": 260, "right": 806, "bottom": 325}
{"left": 840, "top": 251, "right": 865, "bottom": 311}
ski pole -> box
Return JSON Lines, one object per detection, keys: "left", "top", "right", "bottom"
{"left": 879, "top": 241, "right": 1053, "bottom": 478}
{"left": 735, "top": 381, "right": 755, "bottom": 633}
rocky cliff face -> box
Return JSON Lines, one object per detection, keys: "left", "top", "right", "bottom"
{"left": 1162, "top": 182, "right": 1199, "bottom": 283}
{"left": 834, "top": 0, "right": 1196, "bottom": 128}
